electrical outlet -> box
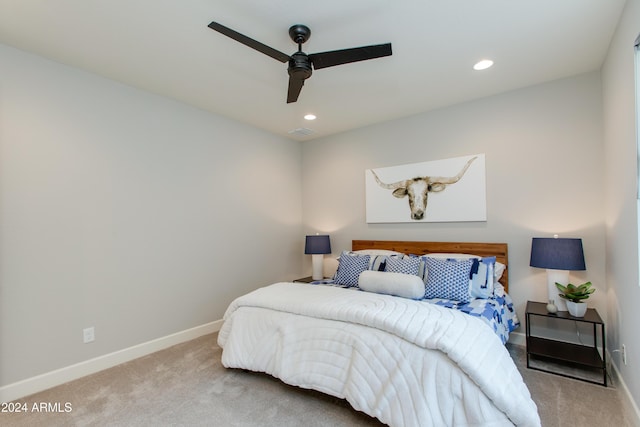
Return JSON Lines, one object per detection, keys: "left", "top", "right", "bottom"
{"left": 622, "top": 344, "right": 627, "bottom": 365}
{"left": 83, "top": 327, "right": 95, "bottom": 344}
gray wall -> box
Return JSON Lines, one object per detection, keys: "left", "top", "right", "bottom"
{"left": 602, "top": 0, "right": 640, "bottom": 414}
{"left": 0, "top": 44, "right": 303, "bottom": 386}
{"left": 302, "top": 71, "right": 606, "bottom": 341}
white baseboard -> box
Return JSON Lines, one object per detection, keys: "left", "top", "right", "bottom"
{"left": 508, "top": 331, "right": 526, "bottom": 347}
{"left": 0, "top": 319, "right": 223, "bottom": 403}
{"left": 609, "top": 359, "right": 640, "bottom": 427}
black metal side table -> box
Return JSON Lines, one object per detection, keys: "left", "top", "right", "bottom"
{"left": 525, "top": 300, "right": 606, "bottom": 386}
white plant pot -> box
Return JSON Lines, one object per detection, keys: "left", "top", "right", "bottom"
{"left": 566, "top": 300, "right": 587, "bottom": 317}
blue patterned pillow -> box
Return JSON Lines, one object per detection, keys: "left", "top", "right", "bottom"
{"left": 370, "top": 254, "right": 390, "bottom": 271}
{"left": 470, "top": 256, "right": 496, "bottom": 299}
{"left": 341, "top": 251, "right": 401, "bottom": 271}
{"left": 334, "top": 251, "right": 371, "bottom": 287}
{"left": 415, "top": 256, "right": 428, "bottom": 283}
{"left": 423, "top": 257, "right": 474, "bottom": 302}
{"left": 385, "top": 256, "right": 421, "bottom": 276}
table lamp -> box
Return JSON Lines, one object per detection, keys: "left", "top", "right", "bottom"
{"left": 305, "top": 235, "right": 331, "bottom": 280}
{"left": 530, "top": 236, "right": 586, "bottom": 311}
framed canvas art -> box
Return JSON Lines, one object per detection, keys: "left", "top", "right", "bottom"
{"left": 365, "top": 154, "right": 486, "bottom": 223}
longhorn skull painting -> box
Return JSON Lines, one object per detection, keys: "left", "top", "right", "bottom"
{"left": 365, "top": 154, "right": 486, "bottom": 223}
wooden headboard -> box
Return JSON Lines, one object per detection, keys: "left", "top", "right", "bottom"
{"left": 352, "top": 240, "right": 509, "bottom": 292}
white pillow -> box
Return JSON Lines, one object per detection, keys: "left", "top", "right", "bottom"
{"left": 358, "top": 270, "right": 425, "bottom": 299}
{"left": 424, "top": 253, "right": 481, "bottom": 259}
{"left": 352, "top": 249, "right": 406, "bottom": 256}
{"left": 494, "top": 262, "right": 506, "bottom": 281}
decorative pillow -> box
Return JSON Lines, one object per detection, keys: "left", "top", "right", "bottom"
{"left": 413, "top": 255, "right": 428, "bottom": 283}
{"left": 423, "top": 257, "right": 474, "bottom": 302}
{"left": 469, "top": 256, "right": 496, "bottom": 299}
{"left": 384, "top": 256, "right": 421, "bottom": 276}
{"left": 340, "top": 250, "right": 404, "bottom": 272}
{"left": 358, "top": 270, "right": 425, "bottom": 299}
{"left": 334, "top": 251, "right": 371, "bottom": 287}
{"left": 426, "top": 253, "right": 505, "bottom": 289}
{"left": 370, "top": 254, "right": 393, "bottom": 272}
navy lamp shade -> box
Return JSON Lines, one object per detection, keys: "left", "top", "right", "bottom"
{"left": 530, "top": 238, "right": 586, "bottom": 271}
{"left": 530, "top": 237, "right": 586, "bottom": 311}
{"left": 304, "top": 235, "right": 331, "bottom": 255}
{"left": 305, "top": 235, "right": 331, "bottom": 280}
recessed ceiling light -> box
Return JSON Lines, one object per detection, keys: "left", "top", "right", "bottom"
{"left": 304, "top": 114, "right": 317, "bottom": 121}
{"left": 473, "top": 59, "right": 494, "bottom": 71}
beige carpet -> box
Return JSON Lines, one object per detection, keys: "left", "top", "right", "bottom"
{"left": 506, "top": 345, "right": 633, "bottom": 427}
{"left": 2, "top": 333, "right": 634, "bottom": 426}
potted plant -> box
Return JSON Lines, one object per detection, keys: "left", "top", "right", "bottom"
{"left": 555, "top": 281, "right": 595, "bottom": 317}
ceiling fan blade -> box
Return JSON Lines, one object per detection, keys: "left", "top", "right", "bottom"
{"left": 287, "top": 76, "right": 305, "bottom": 103}
{"left": 309, "top": 43, "right": 392, "bottom": 70}
{"left": 208, "top": 21, "right": 290, "bottom": 63}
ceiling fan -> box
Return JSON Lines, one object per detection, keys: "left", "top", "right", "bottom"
{"left": 208, "top": 21, "right": 393, "bottom": 103}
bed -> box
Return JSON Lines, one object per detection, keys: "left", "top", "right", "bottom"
{"left": 217, "top": 240, "right": 540, "bottom": 427}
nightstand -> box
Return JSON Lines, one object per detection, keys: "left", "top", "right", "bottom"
{"left": 293, "top": 276, "right": 315, "bottom": 283}
{"left": 525, "top": 300, "right": 606, "bottom": 386}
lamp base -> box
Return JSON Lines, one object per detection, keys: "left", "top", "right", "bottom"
{"left": 311, "top": 254, "right": 324, "bottom": 280}
{"left": 546, "top": 269, "right": 569, "bottom": 311}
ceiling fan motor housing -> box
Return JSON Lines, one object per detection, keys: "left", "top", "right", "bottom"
{"left": 288, "top": 52, "right": 312, "bottom": 79}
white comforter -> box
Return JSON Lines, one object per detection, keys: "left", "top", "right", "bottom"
{"left": 218, "top": 282, "right": 540, "bottom": 427}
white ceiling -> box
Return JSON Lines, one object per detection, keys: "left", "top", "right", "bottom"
{"left": 0, "top": 1, "right": 627, "bottom": 141}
